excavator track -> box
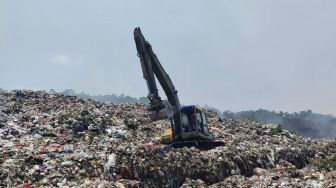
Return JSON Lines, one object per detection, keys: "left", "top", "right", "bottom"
{"left": 169, "top": 140, "right": 226, "bottom": 150}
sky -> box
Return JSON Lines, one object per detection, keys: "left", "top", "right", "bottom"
{"left": 0, "top": 1, "right": 335, "bottom": 115}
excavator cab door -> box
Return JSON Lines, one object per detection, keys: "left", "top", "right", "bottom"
{"left": 198, "top": 109, "right": 210, "bottom": 135}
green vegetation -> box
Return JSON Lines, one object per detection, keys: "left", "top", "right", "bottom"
{"left": 124, "top": 118, "right": 138, "bottom": 129}
{"left": 270, "top": 124, "right": 283, "bottom": 135}
{"left": 318, "top": 154, "right": 336, "bottom": 171}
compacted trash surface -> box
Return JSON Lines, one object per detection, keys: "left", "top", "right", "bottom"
{"left": 1, "top": 90, "right": 336, "bottom": 188}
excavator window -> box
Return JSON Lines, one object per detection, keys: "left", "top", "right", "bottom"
{"left": 195, "top": 112, "right": 201, "bottom": 131}
{"left": 201, "top": 112, "right": 209, "bottom": 133}
{"left": 181, "top": 113, "right": 189, "bottom": 132}
{"left": 196, "top": 113, "right": 201, "bottom": 122}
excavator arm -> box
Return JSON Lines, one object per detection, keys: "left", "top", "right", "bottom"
{"left": 134, "top": 27, "right": 183, "bottom": 140}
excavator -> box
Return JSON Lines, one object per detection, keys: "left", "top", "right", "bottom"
{"left": 134, "top": 27, "right": 224, "bottom": 148}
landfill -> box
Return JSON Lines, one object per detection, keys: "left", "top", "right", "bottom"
{"left": 1, "top": 89, "right": 336, "bottom": 188}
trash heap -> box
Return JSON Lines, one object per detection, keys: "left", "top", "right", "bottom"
{"left": 1, "top": 90, "right": 336, "bottom": 188}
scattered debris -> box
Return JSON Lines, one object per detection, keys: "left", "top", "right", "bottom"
{"left": 0, "top": 89, "right": 335, "bottom": 187}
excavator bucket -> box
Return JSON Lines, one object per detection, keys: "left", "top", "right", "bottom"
{"left": 148, "top": 100, "right": 175, "bottom": 121}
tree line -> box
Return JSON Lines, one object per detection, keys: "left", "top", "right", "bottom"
{"left": 49, "top": 89, "right": 149, "bottom": 104}
{"left": 205, "top": 106, "right": 336, "bottom": 138}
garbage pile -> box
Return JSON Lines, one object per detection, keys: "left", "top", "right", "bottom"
{"left": 1, "top": 90, "right": 336, "bottom": 188}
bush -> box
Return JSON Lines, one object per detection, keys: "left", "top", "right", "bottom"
{"left": 318, "top": 154, "right": 336, "bottom": 171}
{"left": 271, "top": 124, "right": 283, "bottom": 135}
{"left": 124, "top": 118, "right": 138, "bottom": 129}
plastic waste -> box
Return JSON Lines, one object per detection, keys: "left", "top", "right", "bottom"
{"left": 61, "top": 161, "right": 74, "bottom": 167}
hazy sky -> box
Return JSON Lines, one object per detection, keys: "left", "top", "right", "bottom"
{"left": 0, "top": 1, "right": 335, "bottom": 115}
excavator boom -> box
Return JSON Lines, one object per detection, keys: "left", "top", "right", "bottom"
{"left": 134, "top": 27, "right": 182, "bottom": 140}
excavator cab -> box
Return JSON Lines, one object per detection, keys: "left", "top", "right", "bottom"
{"left": 180, "top": 105, "right": 211, "bottom": 138}
{"left": 179, "top": 105, "right": 215, "bottom": 143}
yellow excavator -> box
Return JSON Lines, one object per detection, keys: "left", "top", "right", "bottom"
{"left": 134, "top": 27, "right": 224, "bottom": 148}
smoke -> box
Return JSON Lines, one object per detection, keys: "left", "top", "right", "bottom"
{"left": 212, "top": 108, "right": 336, "bottom": 139}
